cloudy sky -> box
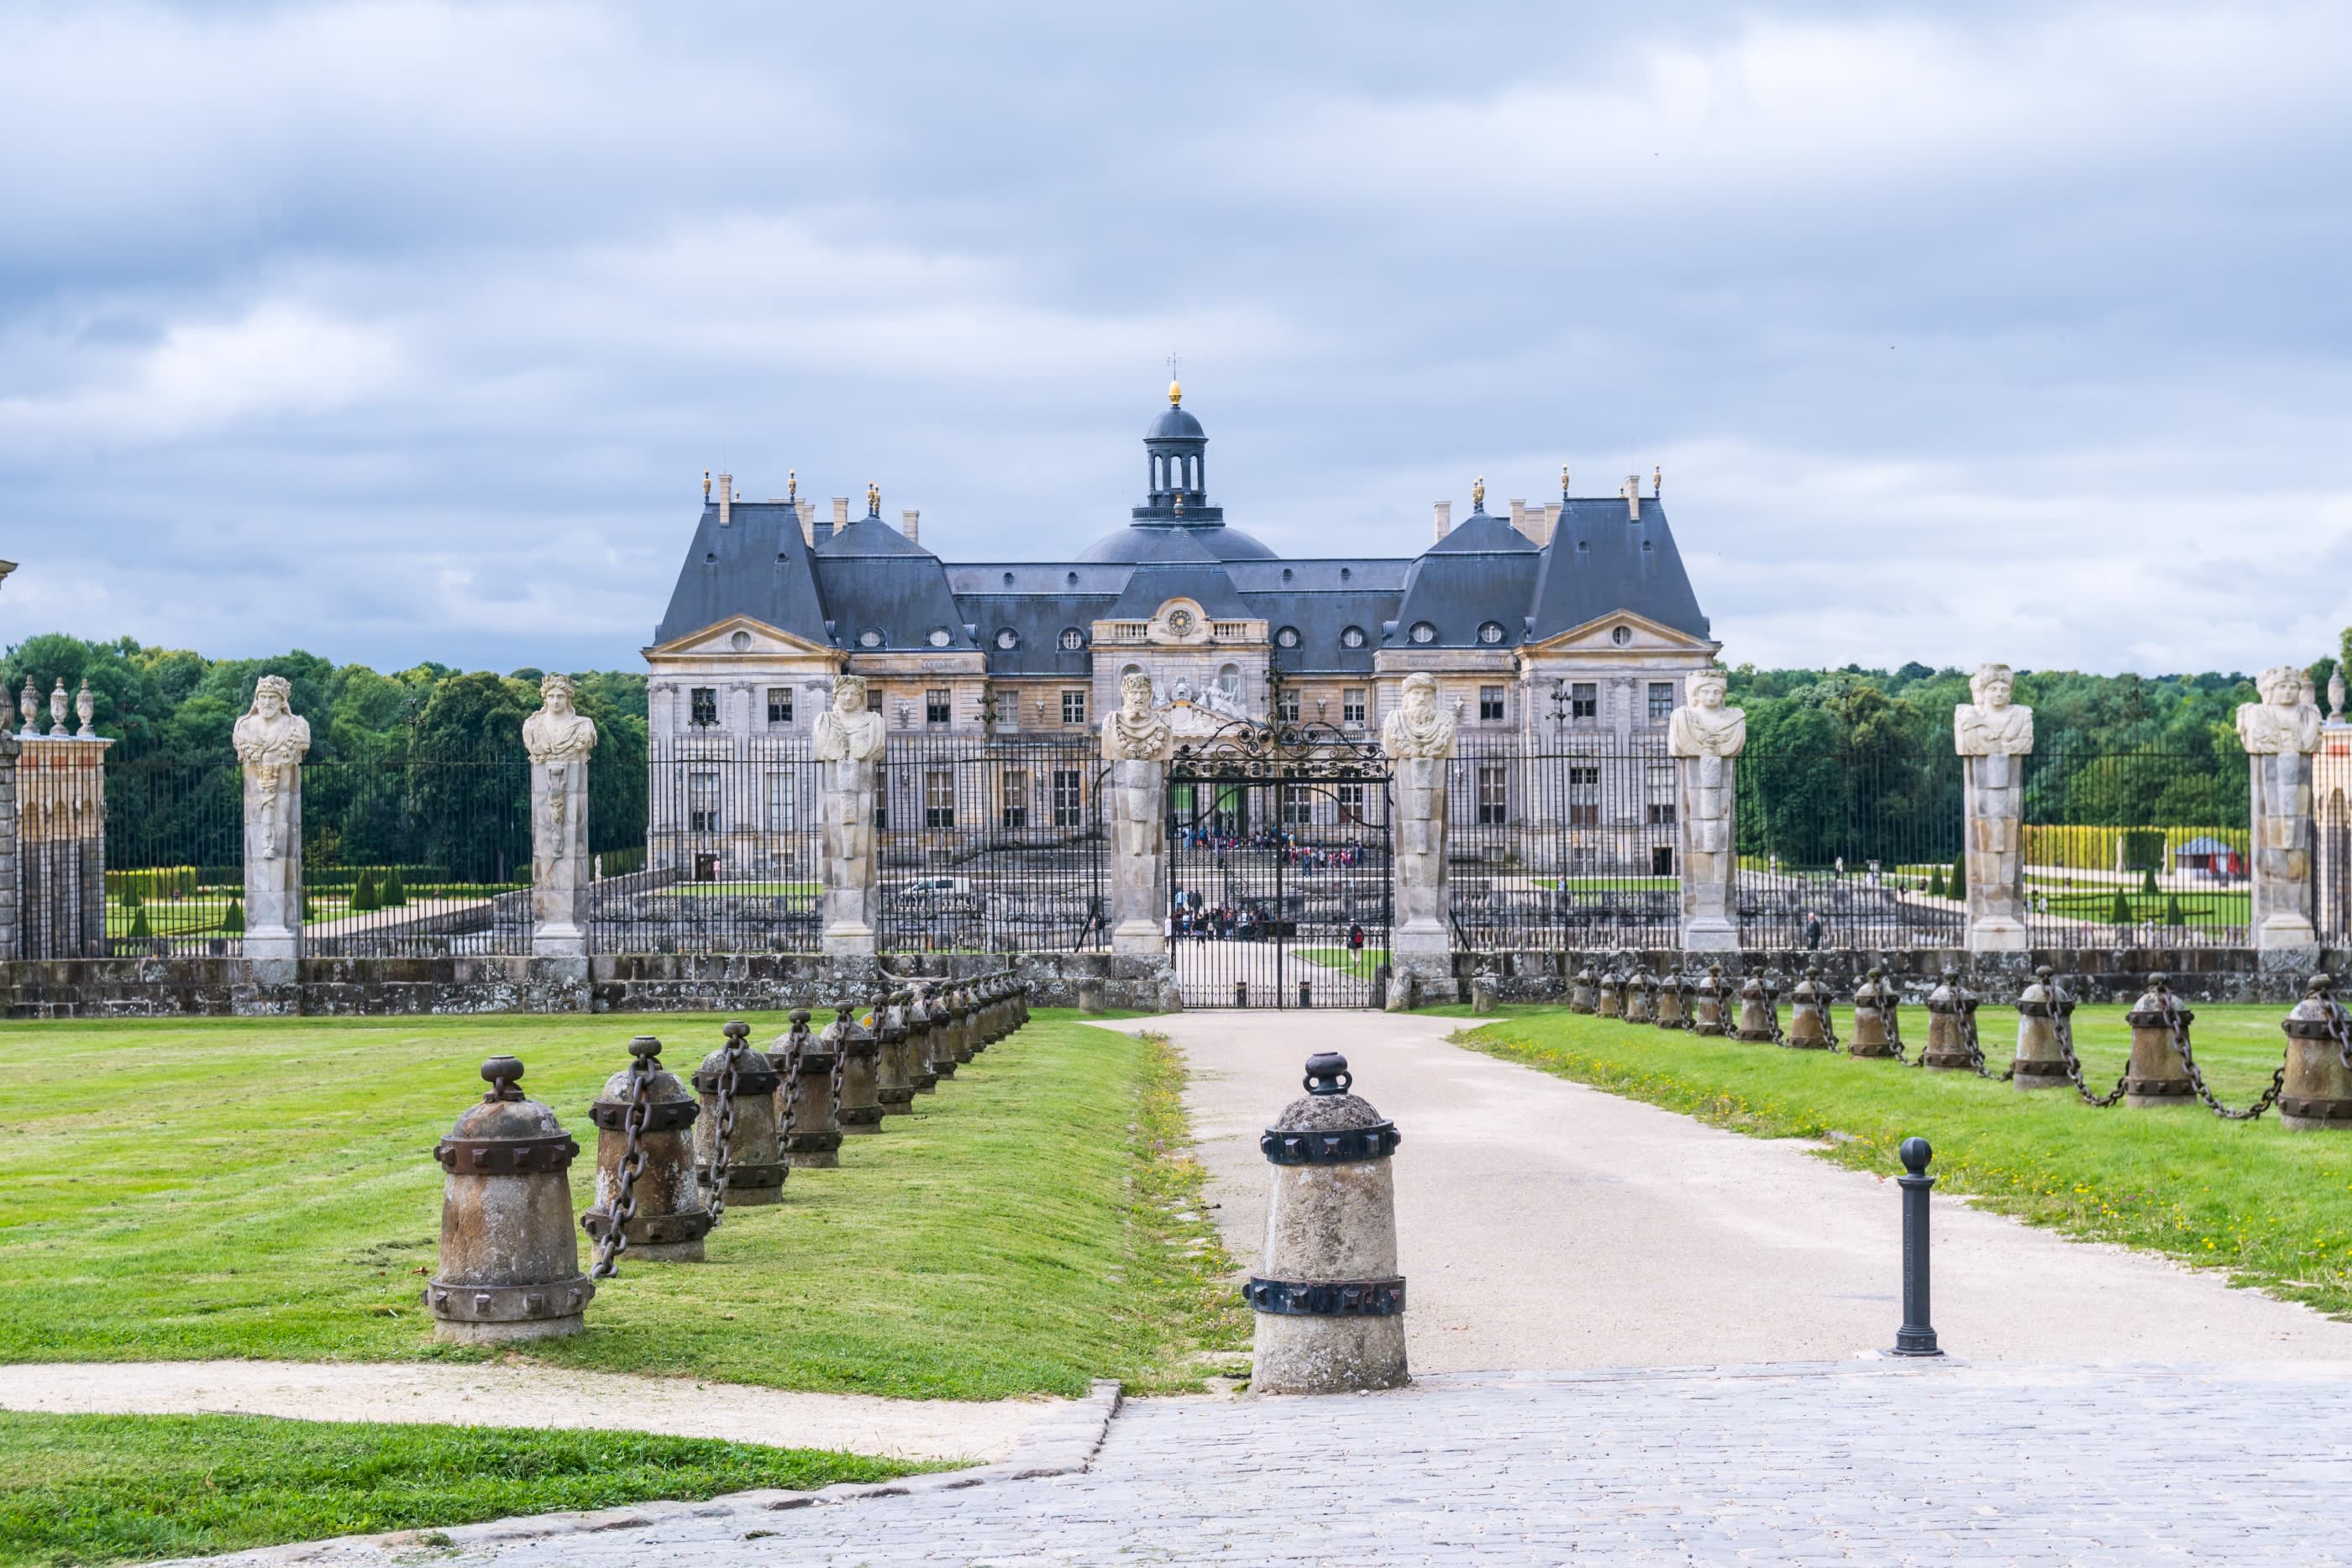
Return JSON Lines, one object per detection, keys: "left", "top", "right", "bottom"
{"left": 3, "top": 1, "right": 2348, "bottom": 677}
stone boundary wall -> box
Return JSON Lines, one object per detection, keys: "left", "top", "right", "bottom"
{"left": 1452, "top": 947, "right": 2342, "bottom": 1006}
{"left": 2, "top": 951, "right": 1178, "bottom": 1019}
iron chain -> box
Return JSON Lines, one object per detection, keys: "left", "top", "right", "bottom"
{"left": 2160, "top": 993, "right": 2283, "bottom": 1122}
{"left": 704, "top": 1026, "right": 747, "bottom": 1227}
{"left": 2051, "top": 981, "right": 2130, "bottom": 1107}
{"left": 1956, "top": 1001, "right": 2015, "bottom": 1081}
{"left": 588, "top": 1052, "right": 653, "bottom": 1280}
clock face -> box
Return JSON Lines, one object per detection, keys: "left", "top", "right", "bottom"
{"left": 1167, "top": 609, "right": 1194, "bottom": 635}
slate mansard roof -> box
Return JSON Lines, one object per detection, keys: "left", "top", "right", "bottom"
{"left": 649, "top": 397, "right": 1712, "bottom": 665}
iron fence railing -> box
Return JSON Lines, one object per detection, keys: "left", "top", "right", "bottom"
{"left": 599, "top": 754, "right": 823, "bottom": 953}
{"left": 98, "top": 753, "right": 241, "bottom": 957}
{"left": 877, "top": 736, "right": 1109, "bottom": 953}
{"left": 1736, "top": 742, "right": 1965, "bottom": 952}
{"left": 2019, "top": 747, "right": 2252, "bottom": 949}
{"left": 1445, "top": 742, "right": 1682, "bottom": 950}
{"left": 302, "top": 754, "right": 534, "bottom": 957}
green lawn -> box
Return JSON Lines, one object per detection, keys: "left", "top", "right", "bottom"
{"left": 0, "top": 1011, "right": 1242, "bottom": 1402}
{"left": 1454, "top": 1004, "right": 2352, "bottom": 1317}
{"left": 0, "top": 1413, "right": 921, "bottom": 1568}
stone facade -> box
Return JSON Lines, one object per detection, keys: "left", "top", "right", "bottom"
{"left": 1667, "top": 667, "right": 1745, "bottom": 951}
{"left": 1953, "top": 663, "right": 2033, "bottom": 952}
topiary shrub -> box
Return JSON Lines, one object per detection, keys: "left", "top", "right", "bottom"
{"left": 223, "top": 899, "right": 245, "bottom": 935}
{"left": 2140, "top": 868, "right": 2160, "bottom": 897}
{"left": 381, "top": 865, "right": 407, "bottom": 907}
{"left": 352, "top": 870, "right": 381, "bottom": 913}
{"left": 2164, "top": 894, "right": 2184, "bottom": 926}
{"left": 2109, "top": 889, "right": 2134, "bottom": 926}
{"left": 129, "top": 907, "right": 151, "bottom": 941}
{"left": 1927, "top": 867, "right": 1946, "bottom": 899}
{"left": 119, "top": 881, "right": 142, "bottom": 912}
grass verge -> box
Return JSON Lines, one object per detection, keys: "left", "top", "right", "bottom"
{"left": 0, "top": 1411, "right": 919, "bottom": 1568}
{"left": 1454, "top": 1003, "right": 2352, "bottom": 1319}
{"left": 0, "top": 1009, "right": 1221, "bottom": 1399}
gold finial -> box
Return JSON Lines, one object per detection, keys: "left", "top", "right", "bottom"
{"left": 1560, "top": 464, "right": 1570, "bottom": 496}
{"left": 1168, "top": 377, "right": 1182, "bottom": 407}
{"left": 1471, "top": 475, "right": 1486, "bottom": 510}
{"left": 787, "top": 469, "right": 797, "bottom": 502}
{"left": 702, "top": 469, "right": 711, "bottom": 501}
{"left": 1173, "top": 490, "right": 1185, "bottom": 516}
{"left": 1653, "top": 464, "right": 1662, "bottom": 496}
{"left": 865, "top": 480, "right": 880, "bottom": 516}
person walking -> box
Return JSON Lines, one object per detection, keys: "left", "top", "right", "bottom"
{"left": 1803, "top": 909, "right": 1823, "bottom": 951}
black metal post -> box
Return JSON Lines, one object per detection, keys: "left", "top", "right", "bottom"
{"left": 1891, "top": 1135, "right": 1943, "bottom": 1357}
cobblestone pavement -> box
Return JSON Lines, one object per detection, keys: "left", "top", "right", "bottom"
{"left": 394, "top": 1361, "right": 2352, "bottom": 1566}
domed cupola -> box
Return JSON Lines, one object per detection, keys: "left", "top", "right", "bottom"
{"left": 1138, "top": 379, "right": 1218, "bottom": 521}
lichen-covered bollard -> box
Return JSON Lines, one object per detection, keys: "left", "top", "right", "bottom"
{"left": 983, "top": 977, "right": 1011, "bottom": 1046}
{"left": 2279, "top": 974, "right": 2352, "bottom": 1131}
{"left": 834, "top": 1005, "right": 884, "bottom": 1134}
{"left": 1734, "top": 972, "right": 1779, "bottom": 1042}
{"left": 426, "top": 1057, "right": 591, "bottom": 1343}
{"left": 583, "top": 1036, "right": 711, "bottom": 1263}
{"left": 1690, "top": 962, "right": 1729, "bottom": 1036}
{"left": 1849, "top": 965, "right": 1898, "bottom": 1058}
{"left": 771, "top": 1009, "right": 843, "bottom": 1167}
{"left": 1921, "top": 971, "right": 1978, "bottom": 1071}
{"left": 692, "top": 1022, "right": 786, "bottom": 1208}
{"left": 1469, "top": 972, "right": 1497, "bottom": 1015}
{"left": 2011, "top": 967, "right": 2071, "bottom": 1090}
{"left": 2123, "top": 973, "right": 2196, "bottom": 1107}
{"left": 1013, "top": 978, "right": 1032, "bottom": 1029}
{"left": 931, "top": 988, "right": 965, "bottom": 1079}
{"left": 1596, "top": 964, "right": 1625, "bottom": 1019}
{"left": 958, "top": 982, "right": 986, "bottom": 1059}
{"left": 1247, "top": 1051, "right": 1407, "bottom": 1395}
{"left": 1652, "top": 971, "right": 1689, "bottom": 1029}
{"left": 1785, "top": 966, "right": 1833, "bottom": 1049}
{"left": 1569, "top": 963, "right": 1599, "bottom": 1015}
{"left": 1624, "top": 969, "right": 1656, "bottom": 1025}
{"left": 876, "top": 994, "right": 918, "bottom": 1114}
{"left": 902, "top": 990, "right": 940, "bottom": 1095}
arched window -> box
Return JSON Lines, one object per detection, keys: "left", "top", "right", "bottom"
{"left": 1152, "top": 455, "right": 1163, "bottom": 490}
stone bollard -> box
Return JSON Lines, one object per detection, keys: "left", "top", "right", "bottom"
{"left": 1785, "top": 965, "right": 1833, "bottom": 1049}
{"left": 1236, "top": 979, "right": 1251, "bottom": 1009}
{"left": 692, "top": 1021, "right": 786, "bottom": 1209}
{"left": 425, "top": 1057, "right": 591, "bottom": 1343}
{"left": 1596, "top": 963, "right": 1625, "bottom": 1019}
{"left": 1301, "top": 978, "right": 1316, "bottom": 1009}
{"left": 2279, "top": 973, "right": 2352, "bottom": 1131}
{"left": 771, "top": 1009, "right": 843, "bottom": 1168}
{"left": 1077, "top": 978, "right": 1105, "bottom": 1015}
{"left": 930, "top": 988, "right": 964, "bottom": 1081}
{"left": 584, "top": 1036, "right": 711, "bottom": 1263}
{"left": 1652, "top": 970, "right": 1689, "bottom": 1029}
{"left": 1467, "top": 972, "right": 1495, "bottom": 1015}
{"left": 2010, "top": 967, "right": 2071, "bottom": 1090}
{"left": 903, "top": 989, "right": 940, "bottom": 1095}
{"left": 834, "top": 1004, "right": 884, "bottom": 1134}
{"left": 1690, "top": 962, "right": 1729, "bottom": 1036}
{"left": 1569, "top": 963, "right": 1599, "bottom": 1015}
{"left": 1733, "top": 972, "right": 1779, "bottom": 1043}
{"left": 2122, "top": 973, "right": 2196, "bottom": 1107}
{"left": 1246, "top": 1051, "right": 1407, "bottom": 1395}
{"left": 867, "top": 992, "right": 909, "bottom": 1114}
{"left": 1015, "top": 977, "right": 1032, "bottom": 1027}
{"left": 1624, "top": 969, "right": 1656, "bottom": 1025}
{"left": 962, "top": 981, "right": 990, "bottom": 1057}
{"left": 1849, "top": 965, "right": 1898, "bottom": 1058}
{"left": 1921, "top": 971, "right": 1980, "bottom": 1071}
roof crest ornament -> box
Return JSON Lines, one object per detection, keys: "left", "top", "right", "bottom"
{"left": 1471, "top": 475, "right": 1485, "bottom": 511}
{"left": 1561, "top": 465, "right": 1569, "bottom": 498}
{"left": 865, "top": 481, "right": 880, "bottom": 517}
{"left": 1166, "top": 353, "right": 1181, "bottom": 406}
{"left": 787, "top": 469, "right": 797, "bottom": 503}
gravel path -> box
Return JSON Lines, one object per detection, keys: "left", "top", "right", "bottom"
{"left": 0, "top": 1361, "right": 1058, "bottom": 1461}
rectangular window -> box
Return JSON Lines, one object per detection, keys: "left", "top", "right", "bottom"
{"left": 867, "top": 684, "right": 884, "bottom": 714}
{"left": 1478, "top": 763, "right": 1509, "bottom": 826}
{"left": 766, "top": 687, "right": 793, "bottom": 726}
{"left": 1337, "top": 782, "right": 1366, "bottom": 824}
{"left": 1646, "top": 759, "right": 1676, "bottom": 826}
{"left": 690, "top": 687, "right": 718, "bottom": 728}
{"left": 1571, "top": 682, "right": 1597, "bottom": 721}
{"left": 1000, "top": 768, "right": 1029, "bottom": 829}
{"left": 1277, "top": 690, "right": 1300, "bottom": 722}
{"left": 1283, "top": 784, "right": 1315, "bottom": 826}
{"left": 1062, "top": 690, "right": 1086, "bottom": 725}
{"left": 1567, "top": 764, "right": 1600, "bottom": 828}
{"left": 764, "top": 769, "right": 795, "bottom": 832}
{"left": 1342, "top": 689, "right": 1367, "bottom": 725}
{"left": 1479, "top": 684, "right": 1505, "bottom": 722}
{"left": 687, "top": 769, "right": 720, "bottom": 833}
{"left": 1647, "top": 681, "right": 1675, "bottom": 723}
{"left": 1052, "top": 768, "right": 1085, "bottom": 828}
{"left": 926, "top": 688, "right": 952, "bottom": 726}
{"left": 923, "top": 768, "right": 956, "bottom": 829}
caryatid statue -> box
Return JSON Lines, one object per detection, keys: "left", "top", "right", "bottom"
{"left": 1667, "top": 666, "right": 1746, "bottom": 951}
{"left": 2238, "top": 663, "right": 2323, "bottom": 950}
{"left": 813, "top": 674, "right": 888, "bottom": 956}
{"left": 232, "top": 675, "right": 312, "bottom": 961}
{"left": 1382, "top": 673, "right": 1459, "bottom": 999}
{"left": 523, "top": 674, "right": 599, "bottom": 957}
{"left": 1100, "top": 672, "right": 1175, "bottom": 956}
{"left": 1953, "top": 663, "right": 2034, "bottom": 951}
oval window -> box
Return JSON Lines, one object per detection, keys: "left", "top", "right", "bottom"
{"left": 1611, "top": 625, "right": 1631, "bottom": 647}
{"left": 927, "top": 627, "right": 953, "bottom": 648}
{"left": 729, "top": 629, "right": 753, "bottom": 652}
{"left": 1478, "top": 621, "right": 1505, "bottom": 645}
{"left": 1275, "top": 626, "right": 1300, "bottom": 648}
{"left": 859, "top": 628, "right": 884, "bottom": 648}
{"left": 1340, "top": 626, "right": 1367, "bottom": 649}
{"left": 1410, "top": 621, "right": 1436, "bottom": 644}
{"left": 1058, "top": 627, "right": 1084, "bottom": 651}
{"left": 995, "top": 628, "right": 1019, "bottom": 651}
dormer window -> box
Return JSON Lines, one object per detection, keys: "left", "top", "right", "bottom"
{"left": 1340, "top": 626, "right": 1367, "bottom": 649}
{"left": 927, "top": 627, "right": 953, "bottom": 648}
{"left": 1276, "top": 626, "right": 1301, "bottom": 648}
{"left": 1478, "top": 621, "right": 1505, "bottom": 645}
{"left": 1058, "top": 627, "right": 1084, "bottom": 651}
{"left": 1410, "top": 621, "right": 1436, "bottom": 644}
{"left": 995, "top": 628, "right": 1020, "bottom": 650}
{"left": 859, "top": 629, "right": 885, "bottom": 648}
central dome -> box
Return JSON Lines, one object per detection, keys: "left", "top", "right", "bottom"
{"left": 1077, "top": 522, "right": 1278, "bottom": 564}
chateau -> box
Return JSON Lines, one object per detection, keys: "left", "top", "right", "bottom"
{"left": 643, "top": 383, "right": 1719, "bottom": 765}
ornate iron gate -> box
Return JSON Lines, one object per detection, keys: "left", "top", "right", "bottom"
{"left": 1166, "top": 721, "right": 1390, "bottom": 1008}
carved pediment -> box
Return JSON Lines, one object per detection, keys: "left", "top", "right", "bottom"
{"left": 645, "top": 616, "right": 839, "bottom": 663}
{"left": 1525, "top": 611, "right": 1719, "bottom": 658}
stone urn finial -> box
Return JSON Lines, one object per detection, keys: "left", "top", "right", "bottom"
{"left": 48, "top": 678, "right": 68, "bottom": 737}
{"left": 75, "top": 679, "right": 95, "bottom": 738}
{"left": 17, "top": 677, "right": 35, "bottom": 737}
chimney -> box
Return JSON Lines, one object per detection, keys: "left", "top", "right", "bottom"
{"left": 717, "top": 474, "right": 732, "bottom": 527}
{"left": 1541, "top": 502, "right": 1560, "bottom": 546}
{"left": 900, "top": 508, "right": 921, "bottom": 546}
{"left": 1625, "top": 475, "right": 1641, "bottom": 521}
{"left": 795, "top": 500, "right": 814, "bottom": 547}
{"left": 1433, "top": 501, "right": 1452, "bottom": 542}
{"left": 832, "top": 496, "right": 850, "bottom": 535}
{"left": 1509, "top": 499, "right": 1532, "bottom": 543}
